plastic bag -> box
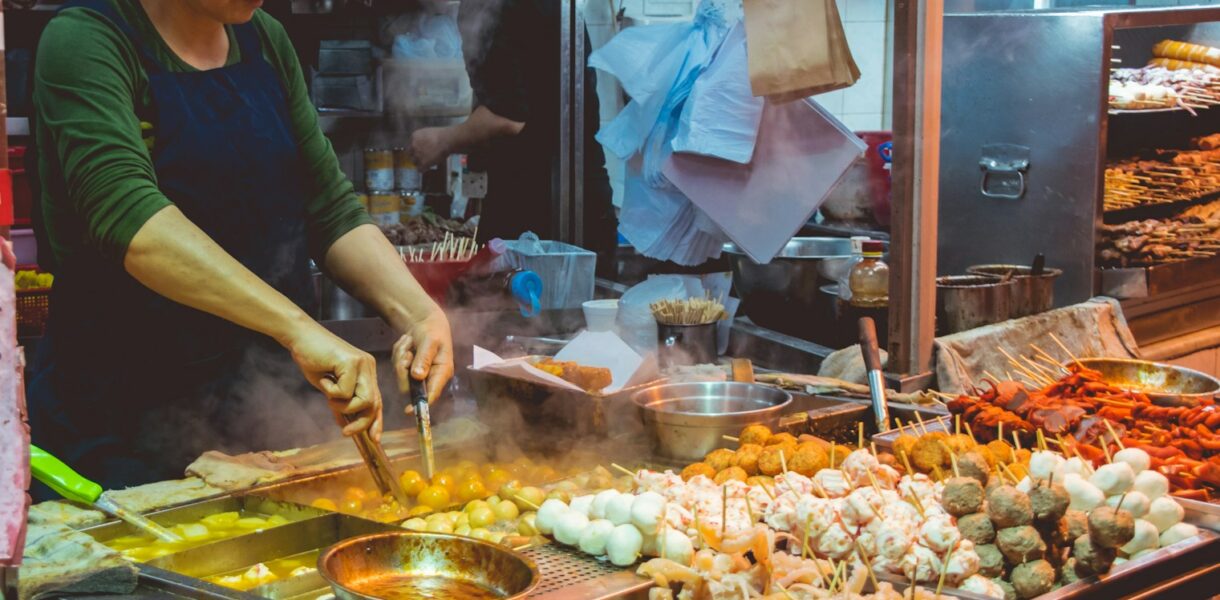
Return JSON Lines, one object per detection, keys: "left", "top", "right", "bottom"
{"left": 617, "top": 276, "right": 690, "bottom": 352}
{"left": 390, "top": 14, "right": 463, "bottom": 60}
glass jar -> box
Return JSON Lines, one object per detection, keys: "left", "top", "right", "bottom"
{"left": 848, "top": 241, "right": 889, "bottom": 308}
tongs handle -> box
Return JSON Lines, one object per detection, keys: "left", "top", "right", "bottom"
{"left": 342, "top": 414, "right": 410, "bottom": 507}
{"left": 858, "top": 317, "right": 890, "bottom": 432}
{"left": 411, "top": 378, "right": 436, "bottom": 481}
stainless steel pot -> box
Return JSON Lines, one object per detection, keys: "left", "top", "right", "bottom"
{"left": 935, "top": 275, "right": 1016, "bottom": 334}
{"left": 723, "top": 238, "right": 856, "bottom": 339}
{"left": 632, "top": 382, "right": 792, "bottom": 461}
{"left": 966, "top": 264, "right": 1063, "bottom": 317}
{"left": 1072, "top": 358, "right": 1219, "bottom": 405}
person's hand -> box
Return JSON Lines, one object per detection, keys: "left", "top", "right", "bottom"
{"left": 392, "top": 308, "right": 455, "bottom": 411}
{"left": 284, "top": 323, "right": 383, "bottom": 440}
{"left": 408, "top": 127, "right": 453, "bottom": 170}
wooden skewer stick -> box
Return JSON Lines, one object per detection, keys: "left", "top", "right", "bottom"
{"left": 1036, "top": 429, "right": 1048, "bottom": 452}
{"left": 801, "top": 512, "right": 813, "bottom": 560}
{"left": 914, "top": 412, "right": 930, "bottom": 436}
{"left": 1012, "top": 431, "right": 1023, "bottom": 452}
{"left": 854, "top": 538, "right": 882, "bottom": 592}
{"left": 1001, "top": 462, "right": 1022, "bottom": 485}
{"left": 723, "top": 435, "right": 740, "bottom": 443}
{"left": 998, "top": 422, "right": 1004, "bottom": 446}
{"left": 1049, "top": 332, "right": 1085, "bottom": 369}
{"left": 610, "top": 463, "right": 636, "bottom": 478}
{"left": 900, "top": 450, "right": 915, "bottom": 475}
{"left": 955, "top": 414, "right": 961, "bottom": 437}
{"left": 858, "top": 422, "right": 865, "bottom": 450}
{"left": 906, "top": 491, "right": 926, "bottom": 519}
{"left": 964, "top": 422, "right": 977, "bottom": 445}
{"left": 721, "top": 485, "right": 728, "bottom": 539}
{"left": 1101, "top": 436, "right": 1114, "bottom": 464}
{"left": 936, "top": 547, "right": 955, "bottom": 598}
{"left": 1104, "top": 419, "right": 1126, "bottom": 451}
{"left": 779, "top": 449, "right": 789, "bottom": 474}
{"left": 514, "top": 495, "right": 541, "bottom": 510}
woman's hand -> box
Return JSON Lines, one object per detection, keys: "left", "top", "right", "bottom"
{"left": 392, "top": 308, "right": 455, "bottom": 409}
{"left": 408, "top": 127, "right": 453, "bottom": 170}
{"left": 285, "top": 323, "right": 383, "bottom": 440}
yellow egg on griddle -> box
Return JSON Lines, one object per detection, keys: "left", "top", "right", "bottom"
{"left": 200, "top": 512, "right": 241, "bottom": 528}
{"left": 236, "top": 517, "right": 269, "bottom": 530}
{"left": 310, "top": 498, "right": 338, "bottom": 511}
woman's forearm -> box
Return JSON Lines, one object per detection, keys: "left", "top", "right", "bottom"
{"left": 122, "top": 206, "right": 315, "bottom": 346}
{"left": 321, "top": 224, "right": 441, "bottom": 332}
{"left": 448, "top": 105, "right": 525, "bottom": 153}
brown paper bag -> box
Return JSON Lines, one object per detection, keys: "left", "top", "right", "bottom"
{"left": 743, "top": 0, "right": 861, "bottom": 101}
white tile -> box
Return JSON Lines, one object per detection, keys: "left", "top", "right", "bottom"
{"left": 842, "top": 0, "right": 886, "bottom": 23}
{"left": 839, "top": 113, "right": 882, "bottom": 132}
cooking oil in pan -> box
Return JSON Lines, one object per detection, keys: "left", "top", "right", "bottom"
{"left": 353, "top": 574, "right": 505, "bottom": 600}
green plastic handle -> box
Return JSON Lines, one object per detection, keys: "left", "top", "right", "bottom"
{"left": 30, "top": 444, "right": 103, "bottom": 505}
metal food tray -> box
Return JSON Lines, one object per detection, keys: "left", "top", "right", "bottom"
{"left": 82, "top": 496, "right": 330, "bottom": 545}
{"left": 1099, "top": 251, "right": 1220, "bottom": 299}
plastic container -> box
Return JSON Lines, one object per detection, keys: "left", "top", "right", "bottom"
{"left": 503, "top": 237, "right": 595, "bottom": 311}
{"left": 582, "top": 299, "right": 619, "bottom": 332}
{"left": 848, "top": 241, "right": 889, "bottom": 308}
{"left": 382, "top": 58, "right": 472, "bottom": 118}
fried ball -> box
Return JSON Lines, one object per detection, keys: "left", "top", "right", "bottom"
{"left": 714, "top": 466, "right": 748, "bottom": 484}
{"left": 731, "top": 443, "right": 764, "bottom": 476}
{"left": 912, "top": 436, "right": 949, "bottom": 473}
{"left": 1007, "top": 461, "right": 1030, "bottom": 482}
{"left": 997, "top": 525, "right": 1047, "bottom": 564}
{"left": 1014, "top": 448, "right": 1033, "bottom": 465}
{"left": 987, "top": 485, "right": 1034, "bottom": 528}
{"left": 1088, "top": 506, "right": 1135, "bottom": 550}
{"left": 1012, "top": 559, "right": 1056, "bottom": 599}
{"left": 946, "top": 433, "right": 976, "bottom": 455}
{"left": 829, "top": 444, "right": 856, "bottom": 468}
{"left": 766, "top": 432, "right": 799, "bottom": 448}
{"left": 745, "top": 475, "right": 774, "bottom": 488}
{"left": 1072, "top": 533, "right": 1115, "bottom": 576}
{"left": 797, "top": 434, "right": 831, "bottom": 449}
{"left": 1029, "top": 484, "right": 1070, "bottom": 523}
{"left": 757, "top": 445, "right": 786, "bottom": 476}
{"left": 976, "top": 543, "right": 1005, "bottom": 577}
{"left": 970, "top": 445, "right": 998, "bottom": 468}
{"left": 739, "top": 425, "right": 772, "bottom": 446}
{"left": 988, "top": 440, "right": 1015, "bottom": 463}
{"left": 894, "top": 434, "right": 919, "bottom": 463}
{"left": 790, "top": 446, "right": 829, "bottom": 477}
{"left": 943, "top": 477, "right": 986, "bottom": 516}
{"left": 680, "top": 462, "right": 716, "bottom": 482}
{"left": 959, "top": 512, "right": 996, "bottom": 545}
{"left": 705, "top": 448, "right": 736, "bottom": 472}
{"left": 877, "top": 451, "right": 902, "bottom": 471}
{"left": 958, "top": 451, "right": 992, "bottom": 486}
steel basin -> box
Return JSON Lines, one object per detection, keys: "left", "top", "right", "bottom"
{"left": 936, "top": 275, "right": 1016, "bottom": 334}
{"left": 319, "top": 532, "right": 539, "bottom": 600}
{"left": 723, "top": 238, "right": 856, "bottom": 339}
{"left": 966, "top": 264, "right": 1063, "bottom": 317}
{"left": 1073, "top": 358, "right": 1219, "bottom": 405}
{"left": 632, "top": 382, "right": 793, "bottom": 461}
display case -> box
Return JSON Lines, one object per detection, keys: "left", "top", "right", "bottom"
{"left": 937, "top": 6, "right": 1220, "bottom": 344}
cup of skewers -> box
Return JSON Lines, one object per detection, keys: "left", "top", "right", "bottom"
{"left": 650, "top": 297, "right": 728, "bottom": 368}
{"left": 399, "top": 232, "right": 486, "bottom": 301}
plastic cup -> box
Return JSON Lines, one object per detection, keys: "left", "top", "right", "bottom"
{"left": 582, "top": 299, "right": 620, "bottom": 332}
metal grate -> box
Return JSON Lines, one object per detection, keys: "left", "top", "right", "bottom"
{"left": 522, "top": 544, "right": 627, "bottom": 596}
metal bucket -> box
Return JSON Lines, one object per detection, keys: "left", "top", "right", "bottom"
{"left": 632, "top": 382, "right": 792, "bottom": 461}
{"left": 936, "top": 275, "right": 1016, "bottom": 334}
{"left": 966, "top": 264, "right": 1063, "bottom": 317}
{"left": 657, "top": 322, "right": 717, "bottom": 368}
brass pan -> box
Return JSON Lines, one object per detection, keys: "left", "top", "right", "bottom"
{"left": 1073, "top": 357, "right": 1219, "bottom": 406}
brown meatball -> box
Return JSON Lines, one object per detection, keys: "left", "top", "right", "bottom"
{"left": 766, "top": 432, "right": 799, "bottom": 448}
{"left": 1072, "top": 534, "right": 1115, "bottom": 576}
{"left": 1012, "top": 559, "right": 1056, "bottom": 599}
{"left": 995, "top": 578, "right": 1018, "bottom": 600}
{"left": 739, "top": 424, "right": 772, "bottom": 447}
{"left": 958, "top": 451, "right": 991, "bottom": 487}
{"left": 680, "top": 462, "right": 716, "bottom": 482}
{"left": 745, "top": 475, "right": 774, "bottom": 488}
{"left": 1029, "top": 484, "right": 1070, "bottom": 523}
{"left": 893, "top": 434, "right": 919, "bottom": 465}
{"left": 714, "top": 466, "right": 749, "bottom": 484}
{"left": 1087, "top": 506, "right": 1135, "bottom": 550}
{"left": 705, "top": 448, "right": 736, "bottom": 472}
{"left": 976, "top": 543, "right": 1005, "bottom": 577}
{"left": 1039, "top": 515, "right": 1072, "bottom": 549}
{"left": 1063, "top": 510, "right": 1089, "bottom": 542}
{"left": 969, "top": 445, "right": 998, "bottom": 468}
{"left": 987, "top": 485, "right": 1034, "bottom": 529}
{"left": 757, "top": 445, "right": 786, "bottom": 476}
{"left": 988, "top": 440, "right": 1015, "bottom": 463}
{"left": 943, "top": 477, "right": 986, "bottom": 516}
{"left": 790, "top": 446, "right": 829, "bottom": 477}
{"left": 997, "top": 525, "right": 1047, "bottom": 564}
{"left": 1060, "top": 557, "right": 1084, "bottom": 585}
{"left": 959, "top": 512, "right": 996, "bottom": 545}
{"left": 912, "top": 436, "right": 949, "bottom": 473}
{"left": 731, "top": 443, "right": 764, "bottom": 476}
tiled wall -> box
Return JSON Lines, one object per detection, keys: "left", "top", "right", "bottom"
{"left": 819, "top": 0, "right": 893, "bottom": 132}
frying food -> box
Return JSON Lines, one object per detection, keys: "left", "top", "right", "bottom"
{"left": 532, "top": 358, "right": 613, "bottom": 392}
{"left": 103, "top": 511, "right": 293, "bottom": 562}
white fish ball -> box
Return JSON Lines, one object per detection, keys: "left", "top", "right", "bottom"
{"left": 607, "top": 524, "right": 644, "bottom": 566}
{"left": 1145, "top": 496, "right": 1184, "bottom": 533}
{"left": 590, "top": 489, "right": 620, "bottom": 520}
{"left": 1113, "top": 448, "right": 1151, "bottom": 474}
{"left": 605, "top": 494, "right": 636, "bottom": 526}
{"left": 1159, "top": 522, "right": 1198, "bottom": 547}
{"left": 1064, "top": 473, "right": 1106, "bottom": 511}
{"left": 536, "top": 499, "right": 569, "bottom": 535}
{"left": 1106, "top": 491, "right": 1150, "bottom": 518}
{"left": 657, "top": 526, "right": 694, "bottom": 565}
{"left": 554, "top": 511, "right": 589, "bottom": 546}
{"left": 631, "top": 492, "right": 666, "bottom": 534}
{"left": 578, "top": 519, "right": 616, "bottom": 556}
{"left": 1119, "top": 519, "right": 1159, "bottom": 555}
{"left": 1089, "top": 462, "right": 1135, "bottom": 496}
{"left": 1029, "top": 451, "right": 1064, "bottom": 482}
{"left": 570, "top": 495, "right": 595, "bottom": 518}
{"left": 1132, "top": 471, "right": 1169, "bottom": 501}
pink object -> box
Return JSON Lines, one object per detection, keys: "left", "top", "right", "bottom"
{"left": 663, "top": 98, "right": 866, "bottom": 264}
{"left": 0, "top": 240, "right": 30, "bottom": 568}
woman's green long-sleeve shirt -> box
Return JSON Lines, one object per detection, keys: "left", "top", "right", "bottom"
{"left": 34, "top": 0, "right": 371, "bottom": 266}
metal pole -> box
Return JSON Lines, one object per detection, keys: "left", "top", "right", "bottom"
{"left": 572, "top": 6, "right": 585, "bottom": 248}
{"left": 557, "top": 0, "right": 573, "bottom": 242}
{"left": 887, "top": 0, "right": 942, "bottom": 376}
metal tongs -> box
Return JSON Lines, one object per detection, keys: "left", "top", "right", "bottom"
{"left": 857, "top": 317, "right": 891, "bottom": 432}
{"left": 409, "top": 378, "right": 436, "bottom": 480}
{"left": 29, "top": 445, "right": 183, "bottom": 542}
{"left": 342, "top": 412, "right": 410, "bottom": 507}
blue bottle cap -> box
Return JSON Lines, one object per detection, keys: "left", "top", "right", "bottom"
{"left": 510, "top": 270, "right": 542, "bottom": 317}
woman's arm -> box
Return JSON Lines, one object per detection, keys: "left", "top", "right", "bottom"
{"left": 125, "top": 208, "right": 384, "bottom": 438}
{"left": 320, "top": 225, "right": 455, "bottom": 402}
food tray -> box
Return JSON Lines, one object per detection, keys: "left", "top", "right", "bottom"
{"left": 82, "top": 496, "right": 328, "bottom": 546}
{"left": 1098, "top": 250, "right": 1220, "bottom": 299}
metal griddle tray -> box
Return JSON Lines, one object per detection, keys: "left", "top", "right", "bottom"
{"left": 81, "top": 495, "right": 331, "bottom": 545}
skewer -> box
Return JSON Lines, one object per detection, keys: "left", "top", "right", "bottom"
{"left": 610, "top": 463, "right": 636, "bottom": 479}
{"left": 1012, "top": 431, "right": 1024, "bottom": 452}
{"left": 779, "top": 449, "right": 789, "bottom": 474}
{"left": 982, "top": 370, "right": 1004, "bottom": 384}
{"left": 913, "top": 412, "right": 930, "bottom": 436}
{"left": 867, "top": 469, "right": 885, "bottom": 496}
{"left": 1048, "top": 333, "right": 1085, "bottom": 369}
{"left": 722, "top": 435, "right": 739, "bottom": 443}
{"left": 721, "top": 484, "right": 728, "bottom": 539}
{"left": 964, "top": 422, "right": 977, "bottom": 445}
{"left": 858, "top": 422, "right": 865, "bottom": 449}
{"left": 900, "top": 450, "right": 915, "bottom": 475}
{"left": 955, "top": 414, "right": 961, "bottom": 437}
{"left": 1036, "top": 429, "right": 1048, "bottom": 452}
{"left": 854, "top": 538, "right": 882, "bottom": 592}
{"left": 1101, "top": 436, "right": 1114, "bottom": 464}
{"left": 774, "top": 582, "right": 796, "bottom": 600}
{"left": 513, "top": 495, "right": 541, "bottom": 510}
{"left": 1001, "top": 462, "right": 1022, "bottom": 485}
{"left": 998, "top": 422, "right": 1004, "bottom": 446}
{"left": 906, "top": 491, "right": 926, "bottom": 519}
{"left": 936, "top": 547, "right": 954, "bottom": 598}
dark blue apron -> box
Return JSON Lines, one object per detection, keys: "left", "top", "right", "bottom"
{"left": 28, "top": 0, "right": 319, "bottom": 492}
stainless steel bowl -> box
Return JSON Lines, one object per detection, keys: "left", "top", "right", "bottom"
{"left": 724, "top": 238, "right": 858, "bottom": 339}
{"left": 319, "top": 532, "right": 539, "bottom": 600}
{"left": 632, "top": 382, "right": 793, "bottom": 461}
{"left": 1072, "top": 358, "right": 1219, "bottom": 405}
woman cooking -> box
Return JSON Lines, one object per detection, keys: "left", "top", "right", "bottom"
{"left": 27, "top": 0, "right": 453, "bottom": 491}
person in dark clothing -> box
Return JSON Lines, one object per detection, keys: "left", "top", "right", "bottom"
{"left": 408, "top": 0, "right": 618, "bottom": 273}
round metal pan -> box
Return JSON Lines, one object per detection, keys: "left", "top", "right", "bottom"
{"left": 1073, "top": 357, "right": 1220, "bottom": 406}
